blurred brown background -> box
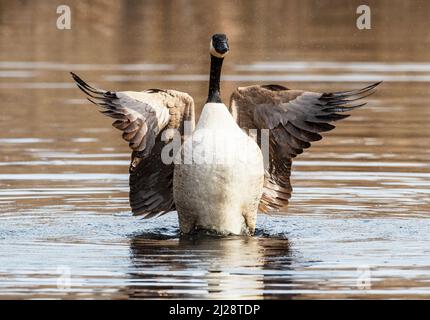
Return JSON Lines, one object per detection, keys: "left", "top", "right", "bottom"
{"left": 1, "top": 0, "right": 430, "bottom": 63}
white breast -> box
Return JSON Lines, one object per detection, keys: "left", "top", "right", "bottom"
{"left": 190, "top": 103, "right": 260, "bottom": 166}
{"left": 173, "top": 103, "right": 264, "bottom": 235}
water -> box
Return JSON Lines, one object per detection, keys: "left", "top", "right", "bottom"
{"left": 0, "top": 0, "right": 430, "bottom": 299}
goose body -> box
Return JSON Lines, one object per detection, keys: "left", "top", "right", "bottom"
{"left": 173, "top": 102, "right": 264, "bottom": 235}
{"left": 71, "top": 33, "right": 381, "bottom": 236}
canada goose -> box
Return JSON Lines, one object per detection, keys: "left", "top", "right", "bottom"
{"left": 71, "top": 33, "right": 381, "bottom": 236}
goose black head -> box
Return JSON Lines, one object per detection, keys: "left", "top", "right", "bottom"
{"left": 210, "top": 34, "right": 229, "bottom": 58}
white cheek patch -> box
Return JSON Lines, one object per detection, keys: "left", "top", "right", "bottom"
{"left": 210, "top": 40, "right": 227, "bottom": 58}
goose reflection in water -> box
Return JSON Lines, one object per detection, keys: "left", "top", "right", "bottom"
{"left": 126, "top": 232, "right": 292, "bottom": 299}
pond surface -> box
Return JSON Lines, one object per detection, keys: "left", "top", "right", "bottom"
{"left": 0, "top": 0, "right": 429, "bottom": 299}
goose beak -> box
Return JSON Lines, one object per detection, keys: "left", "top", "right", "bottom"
{"left": 217, "top": 42, "right": 229, "bottom": 54}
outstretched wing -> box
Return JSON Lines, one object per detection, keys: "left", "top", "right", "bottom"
{"left": 229, "top": 82, "right": 381, "bottom": 213}
{"left": 71, "top": 72, "right": 195, "bottom": 218}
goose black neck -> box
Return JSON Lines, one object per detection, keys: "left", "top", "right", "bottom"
{"left": 206, "top": 55, "right": 224, "bottom": 103}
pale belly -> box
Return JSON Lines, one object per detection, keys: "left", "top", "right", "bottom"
{"left": 173, "top": 127, "right": 265, "bottom": 235}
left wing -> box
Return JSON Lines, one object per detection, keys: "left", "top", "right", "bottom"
{"left": 71, "top": 72, "right": 195, "bottom": 218}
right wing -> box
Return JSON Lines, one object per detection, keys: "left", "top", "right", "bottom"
{"left": 71, "top": 72, "right": 195, "bottom": 218}
{"left": 230, "top": 82, "right": 381, "bottom": 213}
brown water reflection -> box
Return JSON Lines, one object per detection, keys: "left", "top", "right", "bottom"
{"left": 0, "top": 0, "right": 430, "bottom": 299}
{"left": 127, "top": 235, "right": 291, "bottom": 299}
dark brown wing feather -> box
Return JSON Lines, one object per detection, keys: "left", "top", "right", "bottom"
{"left": 128, "top": 138, "right": 175, "bottom": 218}
{"left": 230, "top": 82, "right": 381, "bottom": 212}
{"left": 71, "top": 72, "right": 195, "bottom": 218}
